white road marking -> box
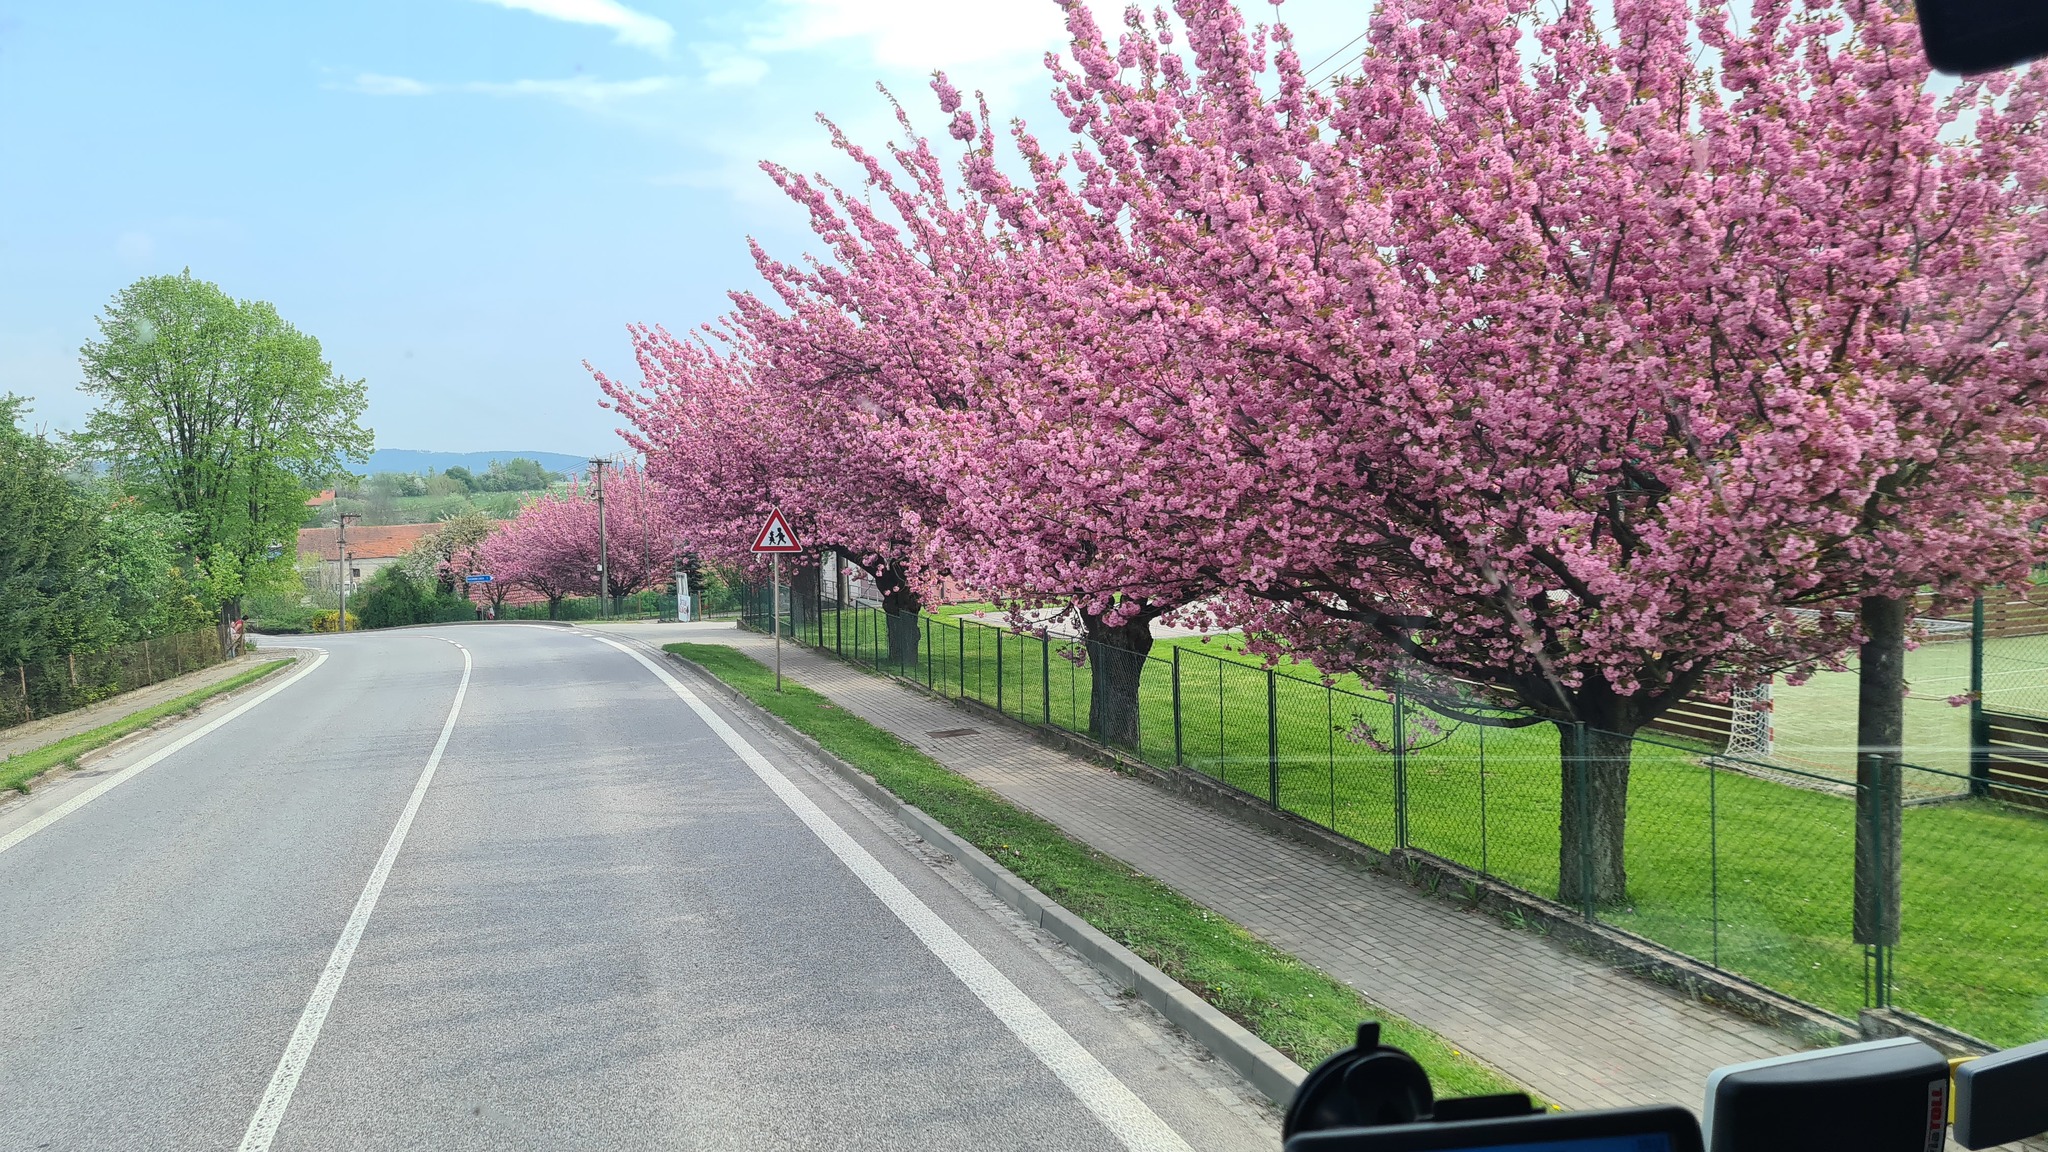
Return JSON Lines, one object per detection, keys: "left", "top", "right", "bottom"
{"left": 591, "top": 635, "right": 1196, "bottom": 1152}
{"left": 236, "top": 639, "right": 473, "bottom": 1152}
{"left": 0, "top": 652, "right": 332, "bottom": 857}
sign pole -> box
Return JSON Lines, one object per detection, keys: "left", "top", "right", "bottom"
{"left": 749, "top": 507, "right": 801, "bottom": 694}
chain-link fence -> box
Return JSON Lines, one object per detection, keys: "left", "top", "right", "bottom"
{"left": 0, "top": 627, "right": 226, "bottom": 731}
{"left": 740, "top": 585, "right": 2048, "bottom": 1049}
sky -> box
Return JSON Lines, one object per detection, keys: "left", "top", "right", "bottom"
{"left": 0, "top": 0, "right": 1367, "bottom": 458}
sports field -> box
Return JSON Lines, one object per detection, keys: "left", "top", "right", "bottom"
{"left": 1766, "top": 633, "right": 2048, "bottom": 780}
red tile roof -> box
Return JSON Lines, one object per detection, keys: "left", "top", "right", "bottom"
{"left": 297, "top": 523, "right": 438, "bottom": 561}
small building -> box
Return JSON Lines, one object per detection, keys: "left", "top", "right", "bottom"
{"left": 297, "top": 523, "right": 438, "bottom": 594}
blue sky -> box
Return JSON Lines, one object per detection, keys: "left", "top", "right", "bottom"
{"left": 0, "top": 0, "right": 1360, "bottom": 457}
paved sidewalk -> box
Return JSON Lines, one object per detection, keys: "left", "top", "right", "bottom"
{"left": 606, "top": 621, "right": 1804, "bottom": 1114}
{"left": 0, "top": 650, "right": 288, "bottom": 764}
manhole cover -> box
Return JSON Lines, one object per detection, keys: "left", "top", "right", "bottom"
{"left": 926, "top": 728, "right": 980, "bottom": 739}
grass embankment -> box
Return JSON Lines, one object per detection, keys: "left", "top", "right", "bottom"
{"left": 768, "top": 608, "right": 2048, "bottom": 1048}
{"left": 665, "top": 641, "right": 1525, "bottom": 1100}
{"left": 0, "top": 659, "right": 294, "bottom": 794}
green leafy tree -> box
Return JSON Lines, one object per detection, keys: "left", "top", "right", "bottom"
{"left": 0, "top": 396, "right": 109, "bottom": 666}
{"left": 91, "top": 494, "right": 213, "bottom": 640}
{"left": 76, "top": 271, "right": 372, "bottom": 639}
{"left": 476, "top": 457, "right": 559, "bottom": 492}
{"left": 395, "top": 510, "right": 498, "bottom": 589}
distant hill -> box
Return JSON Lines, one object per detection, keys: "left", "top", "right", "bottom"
{"left": 348, "top": 449, "right": 593, "bottom": 478}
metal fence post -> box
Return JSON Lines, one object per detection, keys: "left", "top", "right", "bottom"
{"left": 1477, "top": 725, "right": 1488, "bottom": 877}
{"left": 1574, "top": 721, "right": 1594, "bottom": 921}
{"left": 1393, "top": 678, "right": 1410, "bottom": 851}
{"left": 835, "top": 597, "right": 843, "bottom": 655}
{"left": 1867, "top": 753, "right": 1891, "bottom": 1008}
{"left": 996, "top": 628, "right": 1006, "bottom": 716}
{"left": 1042, "top": 635, "right": 1052, "bottom": 726}
{"left": 1267, "top": 666, "right": 1280, "bottom": 807}
{"left": 925, "top": 614, "right": 933, "bottom": 686}
{"left": 1172, "top": 647, "right": 1184, "bottom": 767}
{"left": 958, "top": 621, "right": 966, "bottom": 701}
{"left": 1970, "top": 596, "right": 1990, "bottom": 798}
{"left": 1709, "top": 750, "right": 1720, "bottom": 969}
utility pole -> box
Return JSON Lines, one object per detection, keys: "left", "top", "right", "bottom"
{"left": 589, "top": 457, "right": 609, "bottom": 621}
{"left": 336, "top": 512, "right": 360, "bottom": 633}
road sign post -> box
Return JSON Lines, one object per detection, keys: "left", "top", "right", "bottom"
{"left": 750, "top": 509, "right": 803, "bottom": 692}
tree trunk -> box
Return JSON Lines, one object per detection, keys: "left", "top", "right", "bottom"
{"left": 1556, "top": 722, "right": 1635, "bottom": 910}
{"left": 1080, "top": 604, "right": 1159, "bottom": 751}
{"left": 548, "top": 595, "right": 562, "bottom": 620}
{"left": 791, "top": 560, "right": 822, "bottom": 641}
{"left": 1855, "top": 594, "right": 1907, "bottom": 946}
{"left": 873, "top": 563, "right": 921, "bottom": 671}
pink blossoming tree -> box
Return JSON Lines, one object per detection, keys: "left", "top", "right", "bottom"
{"left": 948, "top": 0, "right": 2048, "bottom": 906}
{"left": 482, "top": 466, "right": 684, "bottom": 617}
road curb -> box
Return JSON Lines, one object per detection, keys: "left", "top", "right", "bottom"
{"left": 659, "top": 648, "right": 1309, "bottom": 1108}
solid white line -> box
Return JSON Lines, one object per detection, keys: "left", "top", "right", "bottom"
{"left": 0, "top": 652, "right": 332, "bottom": 857}
{"left": 589, "top": 635, "right": 1195, "bottom": 1152}
{"left": 236, "top": 639, "right": 473, "bottom": 1152}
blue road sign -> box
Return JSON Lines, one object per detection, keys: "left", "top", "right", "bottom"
{"left": 465, "top": 574, "right": 494, "bottom": 583}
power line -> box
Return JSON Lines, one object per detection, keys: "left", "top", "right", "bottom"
{"left": 1300, "top": 28, "right": 1370, "bottom": 77}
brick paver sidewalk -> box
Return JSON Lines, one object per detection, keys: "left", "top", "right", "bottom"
{"left": 606, "top": 621, "right": 1804, "bottom": 1113}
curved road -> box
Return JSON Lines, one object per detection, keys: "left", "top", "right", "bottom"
{"left": 0, "top": 624, "right": 1275, "bottom": 1151}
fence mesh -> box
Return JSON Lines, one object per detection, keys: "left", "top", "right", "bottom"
{"left": 740, "top": 586, "right": 2048, "bottom": 1048}
{"left": 0, "top": 627, "right": 227, "bottom": 732}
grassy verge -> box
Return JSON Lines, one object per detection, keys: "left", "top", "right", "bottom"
{"left": 665, "top": 641, "right": 1528, "bottom": 1101}
{"left": 0, "top": 659, "right": 294, "bottom": 794}
{"left": 770, "top": 607, "right": 2048, "bottom": 1047}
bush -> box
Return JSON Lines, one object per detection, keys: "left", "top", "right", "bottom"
{"left": 244, "top": 573, "right": 327, "bottom": 634}
{"left": 309, "top": 610, "right": 359, "bottom": 633}
{"left": 355, "top": 567, "right": 478, "bottom": 629}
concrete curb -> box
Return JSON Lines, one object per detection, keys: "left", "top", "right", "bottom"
{"left": 659, "top": 647, "right": 1309, "bottom": 1108}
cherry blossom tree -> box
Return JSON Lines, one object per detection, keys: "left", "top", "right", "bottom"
{"left": 482, "top": 466, "right": 683, "bottom": 617}
{"left": 930, "top": 0, "right": 2048, "bottom": 905}
{"left": 595, "top": 0, "right": 2048, "bottom": 914}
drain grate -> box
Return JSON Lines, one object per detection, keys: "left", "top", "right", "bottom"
{"left": 925, "top": 728, "right": 980, "bottom": 739}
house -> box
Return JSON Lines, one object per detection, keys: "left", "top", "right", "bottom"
{"left": 297, "top": 523, "right": 438, "bottom": 594}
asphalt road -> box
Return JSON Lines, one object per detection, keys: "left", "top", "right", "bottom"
{"left": 0, "top": 624, "right": 1276, "bottom": 1152}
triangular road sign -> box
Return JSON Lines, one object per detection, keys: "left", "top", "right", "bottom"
{"left": 750, "top": 508, "right": 803, "bottom": 553}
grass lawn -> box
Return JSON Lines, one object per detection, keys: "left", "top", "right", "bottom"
{"left": 762, "top": 607, "right": 2048, "bottom": 1048}
{"left": 664, "top": 640, "right": 1529, "bottom": 1100}
{"left": 0, "top": 659, "right": 295, "bottom": 794}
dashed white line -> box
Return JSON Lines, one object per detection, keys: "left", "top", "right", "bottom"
{"left": 236, "top": 638, "right": 472, "bottom": 1152}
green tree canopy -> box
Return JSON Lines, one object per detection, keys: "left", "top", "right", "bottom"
{"left": 0, "top": 396, "right": 107, "bottom": 665}
{"left": 76, "top": 271, "right": 372, "bottom": 625}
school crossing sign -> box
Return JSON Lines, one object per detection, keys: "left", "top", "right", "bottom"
{"left": 750, "top": 509, "right": 802, "bottom": 554}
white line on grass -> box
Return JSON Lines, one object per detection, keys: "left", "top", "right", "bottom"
{"left": 589, "top": 634, "right": 1195, "bottom": 1152}
{"left": 236, "top": 638, "right": 472, "bottom": 1152}
{"left": 0, "top": 652, "right": 331, "bottom": 857}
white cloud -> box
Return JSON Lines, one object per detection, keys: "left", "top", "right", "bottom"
{"left": 464, "top": 75, "right": 675, "bottom": 104}
{"left": 692, "top": 42, "right": 768, "bottom": 87}
{"left": 351, "top": 72, "right": 435, "bottom": 96}
{"left": 748, "top": 0, "right": 1065, "bottom": 75}
{"left": 116, "top": 231, "right": 155, "bottom": 264}
{"left": 341, "top": 71, "right": 674, "bottom": 109}
{"left": 472, "top": 0, "right": 675, "bottom": 55}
